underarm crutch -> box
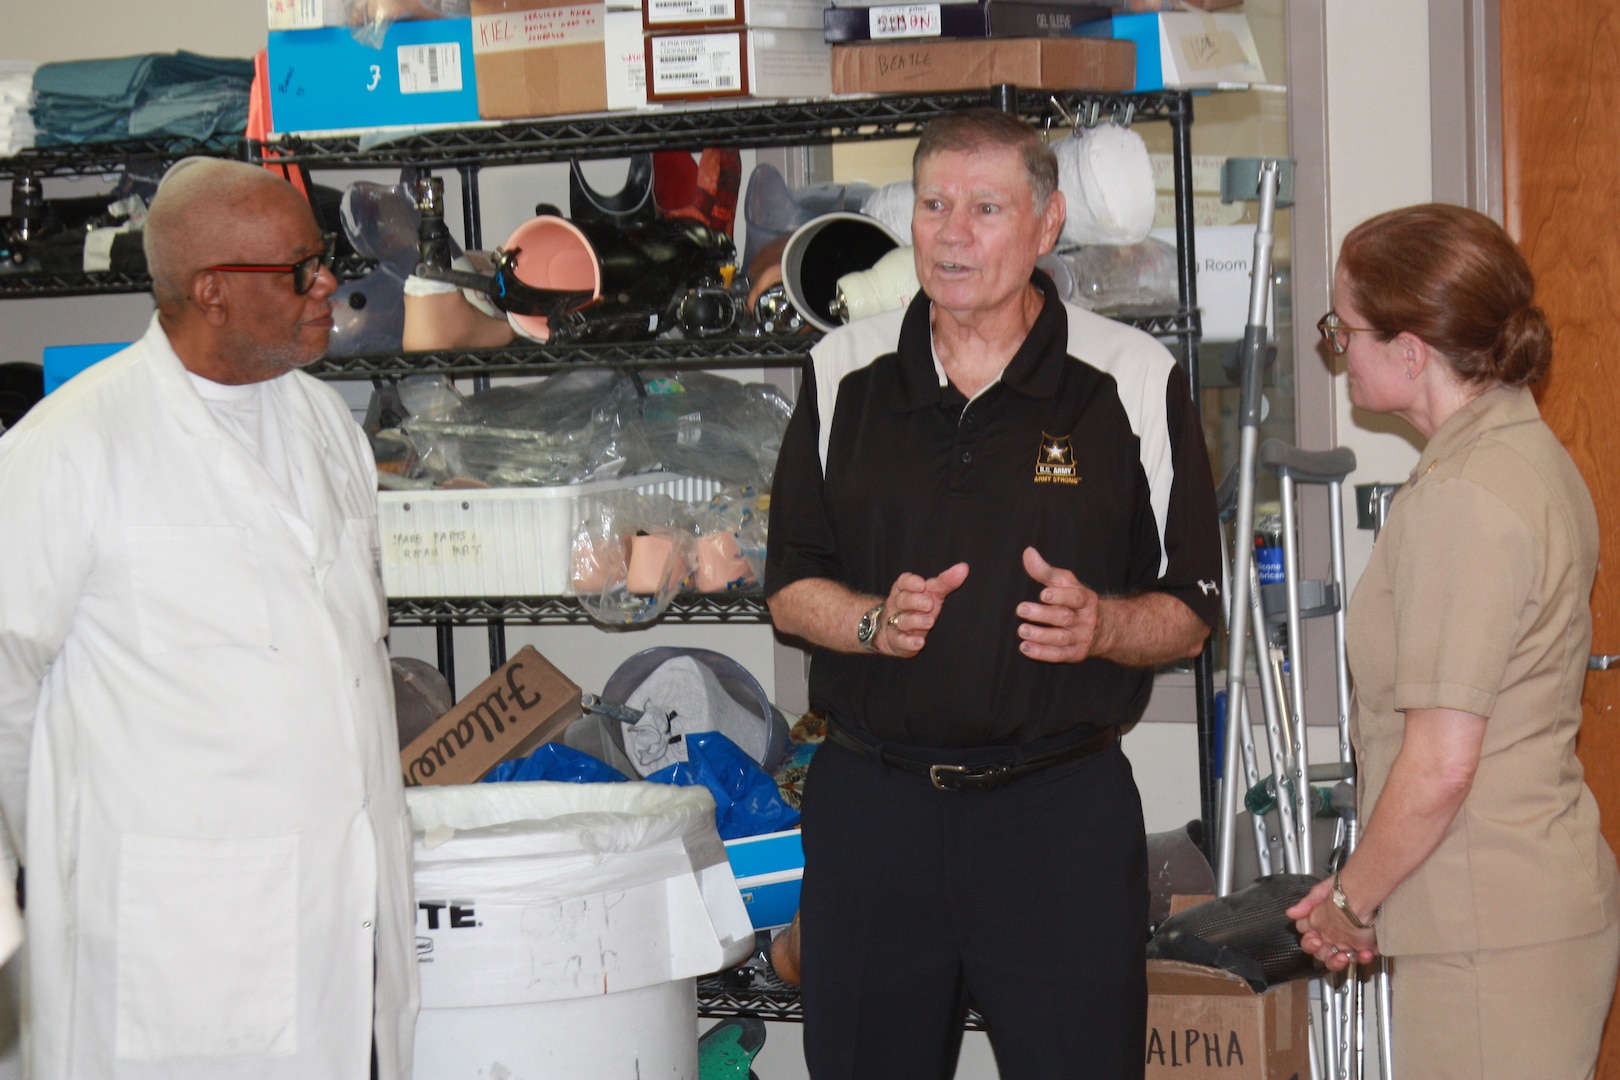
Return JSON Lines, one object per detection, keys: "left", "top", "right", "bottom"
{"left": 1209, "top": 156, "right": 1338, "bottom": 1080}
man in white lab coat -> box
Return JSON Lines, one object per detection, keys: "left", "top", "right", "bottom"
{"left": 0, "top": 159, "right": 418, "bottom": 1079}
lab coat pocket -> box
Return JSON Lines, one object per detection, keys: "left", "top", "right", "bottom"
{"left": 337, "top": 517, "right": 389, "bottom": 642}
{"left": 115, "top": 833, "right": 299, "bottom": 1060}
{"left": 125, "top": 525, "right": 273, "bottom": 652}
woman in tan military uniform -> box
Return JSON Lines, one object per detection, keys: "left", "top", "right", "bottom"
{"left": 1288, "top": 203, "right": 1620, "bottom": 1079}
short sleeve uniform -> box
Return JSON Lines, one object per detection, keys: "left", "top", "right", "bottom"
{"left": 1347, "top": 384, "right": 1620, "bottom": 955}
{"left": 766, "top": 273, "right": 1222, "bottom": 748}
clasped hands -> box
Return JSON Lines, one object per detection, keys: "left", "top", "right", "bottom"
{"left": 876, "top": 546, "right": 1102, "bottom": 663}
{"left": 1287, "top": 878, "right": 1379, "bottom": 973}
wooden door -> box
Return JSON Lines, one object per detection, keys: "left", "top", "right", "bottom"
{"left": 1500, "top": 2, "right": 1620, "bottom": 1071}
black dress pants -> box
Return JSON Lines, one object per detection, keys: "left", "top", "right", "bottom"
{"left": 798, "top": 732, "right": 1148, "bottom": 1080}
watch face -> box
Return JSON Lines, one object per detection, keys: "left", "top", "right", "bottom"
{"left": 858, "top": 604, "right": 882, "bottom": 645}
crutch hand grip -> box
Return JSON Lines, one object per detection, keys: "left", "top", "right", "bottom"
{"left": 1260, "top": 440, "right": 1357, "bottom": 485}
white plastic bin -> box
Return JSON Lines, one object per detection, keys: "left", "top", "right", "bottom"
{"left": 407, "top": 781, "right": 755, "bottom": 1079}
{"left": 379, "top": 473, "right": 719, "bottom": 597}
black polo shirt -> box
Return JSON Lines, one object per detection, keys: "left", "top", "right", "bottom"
{"left": 765, "top": 274, "right": 1222, "bottom": 749}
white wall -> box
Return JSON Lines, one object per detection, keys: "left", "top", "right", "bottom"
{"left": 1324, "top": 0, "right": 1433, "bottom": 585}
{"left": 2, "top": 0, "right": 268, "bottom": 62}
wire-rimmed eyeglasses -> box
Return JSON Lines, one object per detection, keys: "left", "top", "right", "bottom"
{"left": 204, "top": 233, "right": 337, "bottom": 296}
{"left": 1316, "top": 311, "right": 1381, "bottom": 355}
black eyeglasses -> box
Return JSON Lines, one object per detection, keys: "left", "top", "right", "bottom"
{"left": 1316, "top": 311, "right": 1381, "bottom": 355}
{"left": 205, "top": 233, "right": 337, "bottom": 295}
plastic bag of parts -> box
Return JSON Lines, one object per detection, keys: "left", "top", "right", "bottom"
{"left": 367, "top": 373, "right": 466, "bottom": 486}
{"left": 327, "top": 178, "right": 436, "bottom": 357}
{"left": 634, "top": 371, "right": 792, "bottom": 490}
{"left": 402, "top": 368, "right": 646, "bottom": 487}
{"left": 481, "top": 742, "right": 631, "bottom": 784}
{"left": 347, "top": 0, "right": 470, "bottom": 48}
{"left": 573, "top": 492, "right": 697, "bottom": 626}
{"left": 645, "top": 731, "right": 801, "bottom": 841}
{"left": 690, "top": 488, "right": 767, "bottom": 593}
{"left": 1039, "top": 238, "right": 1180, "bottom": 315}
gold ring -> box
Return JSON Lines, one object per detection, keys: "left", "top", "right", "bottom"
{"left": 887, "top": 609, "right": 903, "bottom": 628}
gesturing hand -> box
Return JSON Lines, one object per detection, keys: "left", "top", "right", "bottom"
{"left": 1015, "top": 547, "right": 1103, "bottom": 663}
{"left": 880, "top": 562, "right": 970, "bottom": 658}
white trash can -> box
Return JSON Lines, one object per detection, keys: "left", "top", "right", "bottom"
{"left": 407, "top": 781, "right": 755, "bottom": 1079}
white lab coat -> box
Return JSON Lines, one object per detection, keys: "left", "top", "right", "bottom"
{"left": 0, "top": 317, "right": 418, "bottom": 1079}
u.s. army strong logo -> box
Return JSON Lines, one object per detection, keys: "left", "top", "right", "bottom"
{"left": 1035, "top": 433, "right": 1079, "bottom": 484}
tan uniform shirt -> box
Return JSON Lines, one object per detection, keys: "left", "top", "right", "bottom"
{"left": 1347, "top": 384, "right": 1619, "bottom": 955}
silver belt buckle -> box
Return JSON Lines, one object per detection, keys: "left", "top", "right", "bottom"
{"left": 929, "top": 763, "right": 968, "bottom": 791}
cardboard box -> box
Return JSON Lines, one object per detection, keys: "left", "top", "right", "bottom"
{"left": 1074, "top": 11, "right": 1264, "bottom": 91}
{"left": 1146, "top": 960, "right": 1309, "bottom": 1080}
{"left": 471, "top": 0, "right": 611, "bottom": 119}
{"left": 267, "top": 20, "right": 483, "bottom": 134}
{"left": 642, "top": 0, "right": 824, "bottom": 33}
{"left": 830, "top": 36, "right": 1133, "bottom": 95}
{"left": 606, "top": 9, "right": 650, "bottom": 108}
{"left": 399, "top": 646, "right": 582, "bottom": 786}
{"left": 723, "top": 828, "right": 803, "bottom": 930}
{"left": 646, "top": 27, "right": 831, "bottom": 101}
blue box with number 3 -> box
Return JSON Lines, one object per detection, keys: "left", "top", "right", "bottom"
{"left": 268, "top": 18, "right": 483, "bottom": 134}
{"left": 723, "top": 829, "right": 804, "bottom": 931}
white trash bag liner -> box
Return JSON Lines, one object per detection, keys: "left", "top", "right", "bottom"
{"left": 408, "top": 781, "right": 755, "bottom": 1008}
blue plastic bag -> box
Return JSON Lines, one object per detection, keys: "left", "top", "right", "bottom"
{"left": 481, "top": 742, "right": 630, "bottom": 784}
{"left": 646, "top": 731, "right": 801, "bottom": 840}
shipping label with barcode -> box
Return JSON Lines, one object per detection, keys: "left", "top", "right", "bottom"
{"left": 651, "top": 33, "right": 745, "bottom": 94}
{"left": 646, "top": 0, "right": 739, "bottom": 25}
{"left": 472, "top": 6, "right": 605, "bottom": 52}
{"left": 397, "top": 42, "right": 464, "bottom": 94}
{"left": 869, "top": 4, "right": 941, "bottom": 39}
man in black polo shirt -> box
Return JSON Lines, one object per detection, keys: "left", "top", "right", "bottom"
{"left": 765, "top": 109, "right": 1222, "bottom": 1078}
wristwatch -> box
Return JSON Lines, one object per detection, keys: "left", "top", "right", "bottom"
{"left": 856, "top": 601, "right": 887, "bottom": 651}
{"left": 1331, "top": 871, "right": 1378, "bottom": 930}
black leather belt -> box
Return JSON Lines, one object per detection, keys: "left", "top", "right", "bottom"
{"left": 824, "top": 721, "right": 1120, "bottom": 793}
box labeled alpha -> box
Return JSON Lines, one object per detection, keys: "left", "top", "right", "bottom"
{"left": 1145, "top": 960, "right": 1309, "bottom": 1080}
{"left": 267, "top": 19, "right": 482, "bottom": 133}
{"left": 1073, "top": 11, "right": 1264, "bottom": 91}
{"left": 399, "top": 646, "right": 582, "bottom": 786}
{"left": 645, "top": 27, "right": 831, "bottom": 101}
{"left": 829, "top": 36, "right": 1133, "bottom": 95}
{"left": 471, "top": 0, "right": 611, "bottom": 118}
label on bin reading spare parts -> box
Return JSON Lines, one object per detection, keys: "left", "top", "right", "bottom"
{"left": 869, "top": 5, "right": 942, "bottom": 39}
{"left": 472, "top": 7, "right": 605, "bottom": 53}
{"left": 646, "top": 0, "right": 737, "bottom": 25}
{"left": 650, "top": 33, "right": 745, "bottom": 95}
{"left": 397, "top": 42, "right": 464, "bottom": 94}
{"left": 386, "top": 528, "right": 484, "bottom": 566}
